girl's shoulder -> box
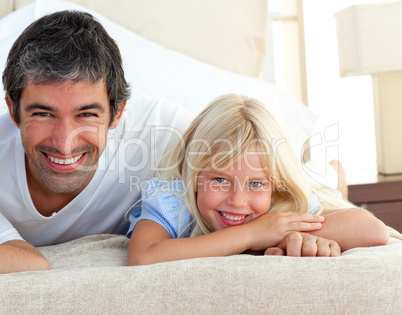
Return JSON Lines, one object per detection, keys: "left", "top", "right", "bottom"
{"left": 141, "top": 178, "right": 187, "bottom": 210}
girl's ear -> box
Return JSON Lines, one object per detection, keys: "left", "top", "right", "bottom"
{"left": 109, "top": 100, "right": 127, "bottom": 130}
{"left": 5, "top": 94, "right": 19, "bottom": 128}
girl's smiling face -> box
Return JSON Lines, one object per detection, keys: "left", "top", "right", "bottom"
{"left": 196, "top": 153, "right": 273, "bottom": 231}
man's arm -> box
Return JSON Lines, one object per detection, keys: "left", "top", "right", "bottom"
{"left": 0, "top": 240, "right": 51, "bottom": 273}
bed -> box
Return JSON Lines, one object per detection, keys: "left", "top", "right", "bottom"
{"left": 0, "top": 0, "right": 401, "bottom": 313}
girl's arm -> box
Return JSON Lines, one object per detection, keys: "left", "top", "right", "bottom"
{"left": 309, "top": 161, "right": 389, "bottom": 251}
{"left": 310, "top": 207, "right": 389, "bottom": 251}
{"left": 128, "top": 212, "right": 325, "bottom": 265}
{"left": 129, "top": 220, "right": 253, "bottom": 265}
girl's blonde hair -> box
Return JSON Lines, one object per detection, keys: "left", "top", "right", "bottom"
{"left": 157, "top": 94, "right": 350, "bottom": 236}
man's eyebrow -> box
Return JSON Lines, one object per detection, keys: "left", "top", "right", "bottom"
{"left": 24, "top": 103, "right": 53, "bottom": 112}
{"left": 24, "top": 103, "right": 106, "bottom": 112}
{"left": 78, "top": 103, "right": 105, "bottom": 112}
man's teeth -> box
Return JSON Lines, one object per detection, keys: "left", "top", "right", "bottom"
{"left": 49, "top": 154, "right": 83, "bottom": 165}
{"left": 220, "top": 212, "right": 247, "bottom": 221}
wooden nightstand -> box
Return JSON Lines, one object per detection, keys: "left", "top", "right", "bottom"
{"left": 348, "top": 173, "right": 402, "bottom": 233}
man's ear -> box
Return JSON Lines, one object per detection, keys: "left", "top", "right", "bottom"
{"left": 5, "top": 94, "right": 19, "bottom": 128}
{"left": 109, "top": 100, "right": 127, "bottom": 130}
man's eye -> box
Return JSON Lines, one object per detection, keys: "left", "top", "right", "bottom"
{"left": 79, "top": 113, "right": 98, "bottom": 117}
{"left": 33, "top": 112, "right": 51, "bottom": 117}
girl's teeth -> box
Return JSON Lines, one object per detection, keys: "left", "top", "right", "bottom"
{"left": 220, "top": 212, "right": 246, "bottom": 221}
{"left": 49, "top": 154, "right": 83, "bottom": 165}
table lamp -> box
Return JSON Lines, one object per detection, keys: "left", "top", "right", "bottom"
{"left": 335, "top": 1, "right": 402, "bottom": 174}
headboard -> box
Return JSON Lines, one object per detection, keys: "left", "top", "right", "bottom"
{"left": 1, "top": 0, "right": 269, "bottom": 78}
{"left": 0, "top": 0, "right": 316, "bottom": 155}
{"left": 1, "top": 0, "right": 310, "bottom": 108}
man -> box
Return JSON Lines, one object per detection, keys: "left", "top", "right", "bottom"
{"left": 0, "top": 10, "right": 191, "bottom": 273}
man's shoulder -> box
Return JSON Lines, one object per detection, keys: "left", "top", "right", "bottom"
{"left": 0, "top": 113, "right": 19, "bottom": 144}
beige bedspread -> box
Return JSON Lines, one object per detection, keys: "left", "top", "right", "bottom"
{"left": 0, "top": 227, "right": 401, "bottom": 314}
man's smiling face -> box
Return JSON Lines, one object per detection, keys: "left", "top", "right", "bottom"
{"left": 8, "top": 79, "right": 123, "bottom": 195}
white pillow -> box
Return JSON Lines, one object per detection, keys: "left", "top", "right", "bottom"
{"left": 11, "top": 0, "right": 269, "bottom": 78}
{"left": 0, "top": 0, "right": 318, "bottom": 155}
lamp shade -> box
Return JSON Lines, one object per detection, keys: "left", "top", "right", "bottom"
{"left": 336, "top": 1, "right": 402, "bottom": 77}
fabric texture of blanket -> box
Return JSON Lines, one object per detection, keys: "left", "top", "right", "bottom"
{"left": 0, "top": 227, "right": 401, "bottom": 314}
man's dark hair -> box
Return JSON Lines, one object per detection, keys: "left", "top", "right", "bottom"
{"left": 2, "top": 10, "right": 131, "bottom": 125}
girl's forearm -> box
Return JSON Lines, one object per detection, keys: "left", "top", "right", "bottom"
{"left": 310, "top": 208, "right": 389, "bottom": 251}
{"left": 129, "top": 213, "right": 326, "bottom": 265}
{"left": 128, "top": 223, "right": 254, "bottom": 266}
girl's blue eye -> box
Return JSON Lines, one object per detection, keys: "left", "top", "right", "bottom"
{"left": 250, "top": 181, "right": 262, "bottom": 188}
{"left": 215, "top": 177, "right": 227, "bottom": 184}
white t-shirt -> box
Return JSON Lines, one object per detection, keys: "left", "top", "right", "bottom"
{"left": 0, "top": 94, "right": 193, "bottom": 246}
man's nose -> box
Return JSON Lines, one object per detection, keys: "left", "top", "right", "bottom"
{"left": 50, "top": 119, "right": 79, "bottom": 154}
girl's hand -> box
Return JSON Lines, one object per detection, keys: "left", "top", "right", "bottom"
{"left": 264, "top": 232, "right": 341, "bottom": 257}
{"left": 246, "top": 212, "right": 325, "bottom": 251}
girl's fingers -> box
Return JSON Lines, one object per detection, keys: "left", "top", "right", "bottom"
{"left": 316, "top": 238, "right": 331, "bottom": 257}
{"left": 300, "top": 234, "right": 318, "bottom": 256}
{"left": 264, "top": 247, "right": 285, "bottom": 256}
{"left": 282, "top": 213, "right": 325, "bottom": 223}
{"left": 282, "top": 232, "right": 303, "bottom": 256}
{"left": 329, "top": 241, "right": 341, "bottom": 257}
{"left": 299, "top": 215, "right": 325, "bottom": 222}
{"left": 288, "top": 221, "right": 323, "bottom": 232}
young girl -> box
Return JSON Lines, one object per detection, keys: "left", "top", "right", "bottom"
{"left": 127, "top": 94, "right": 388, "bottom": 265}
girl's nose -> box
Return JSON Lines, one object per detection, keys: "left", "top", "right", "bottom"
{"left": 227, "top": 187, "right": 248, "bottom": 208}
